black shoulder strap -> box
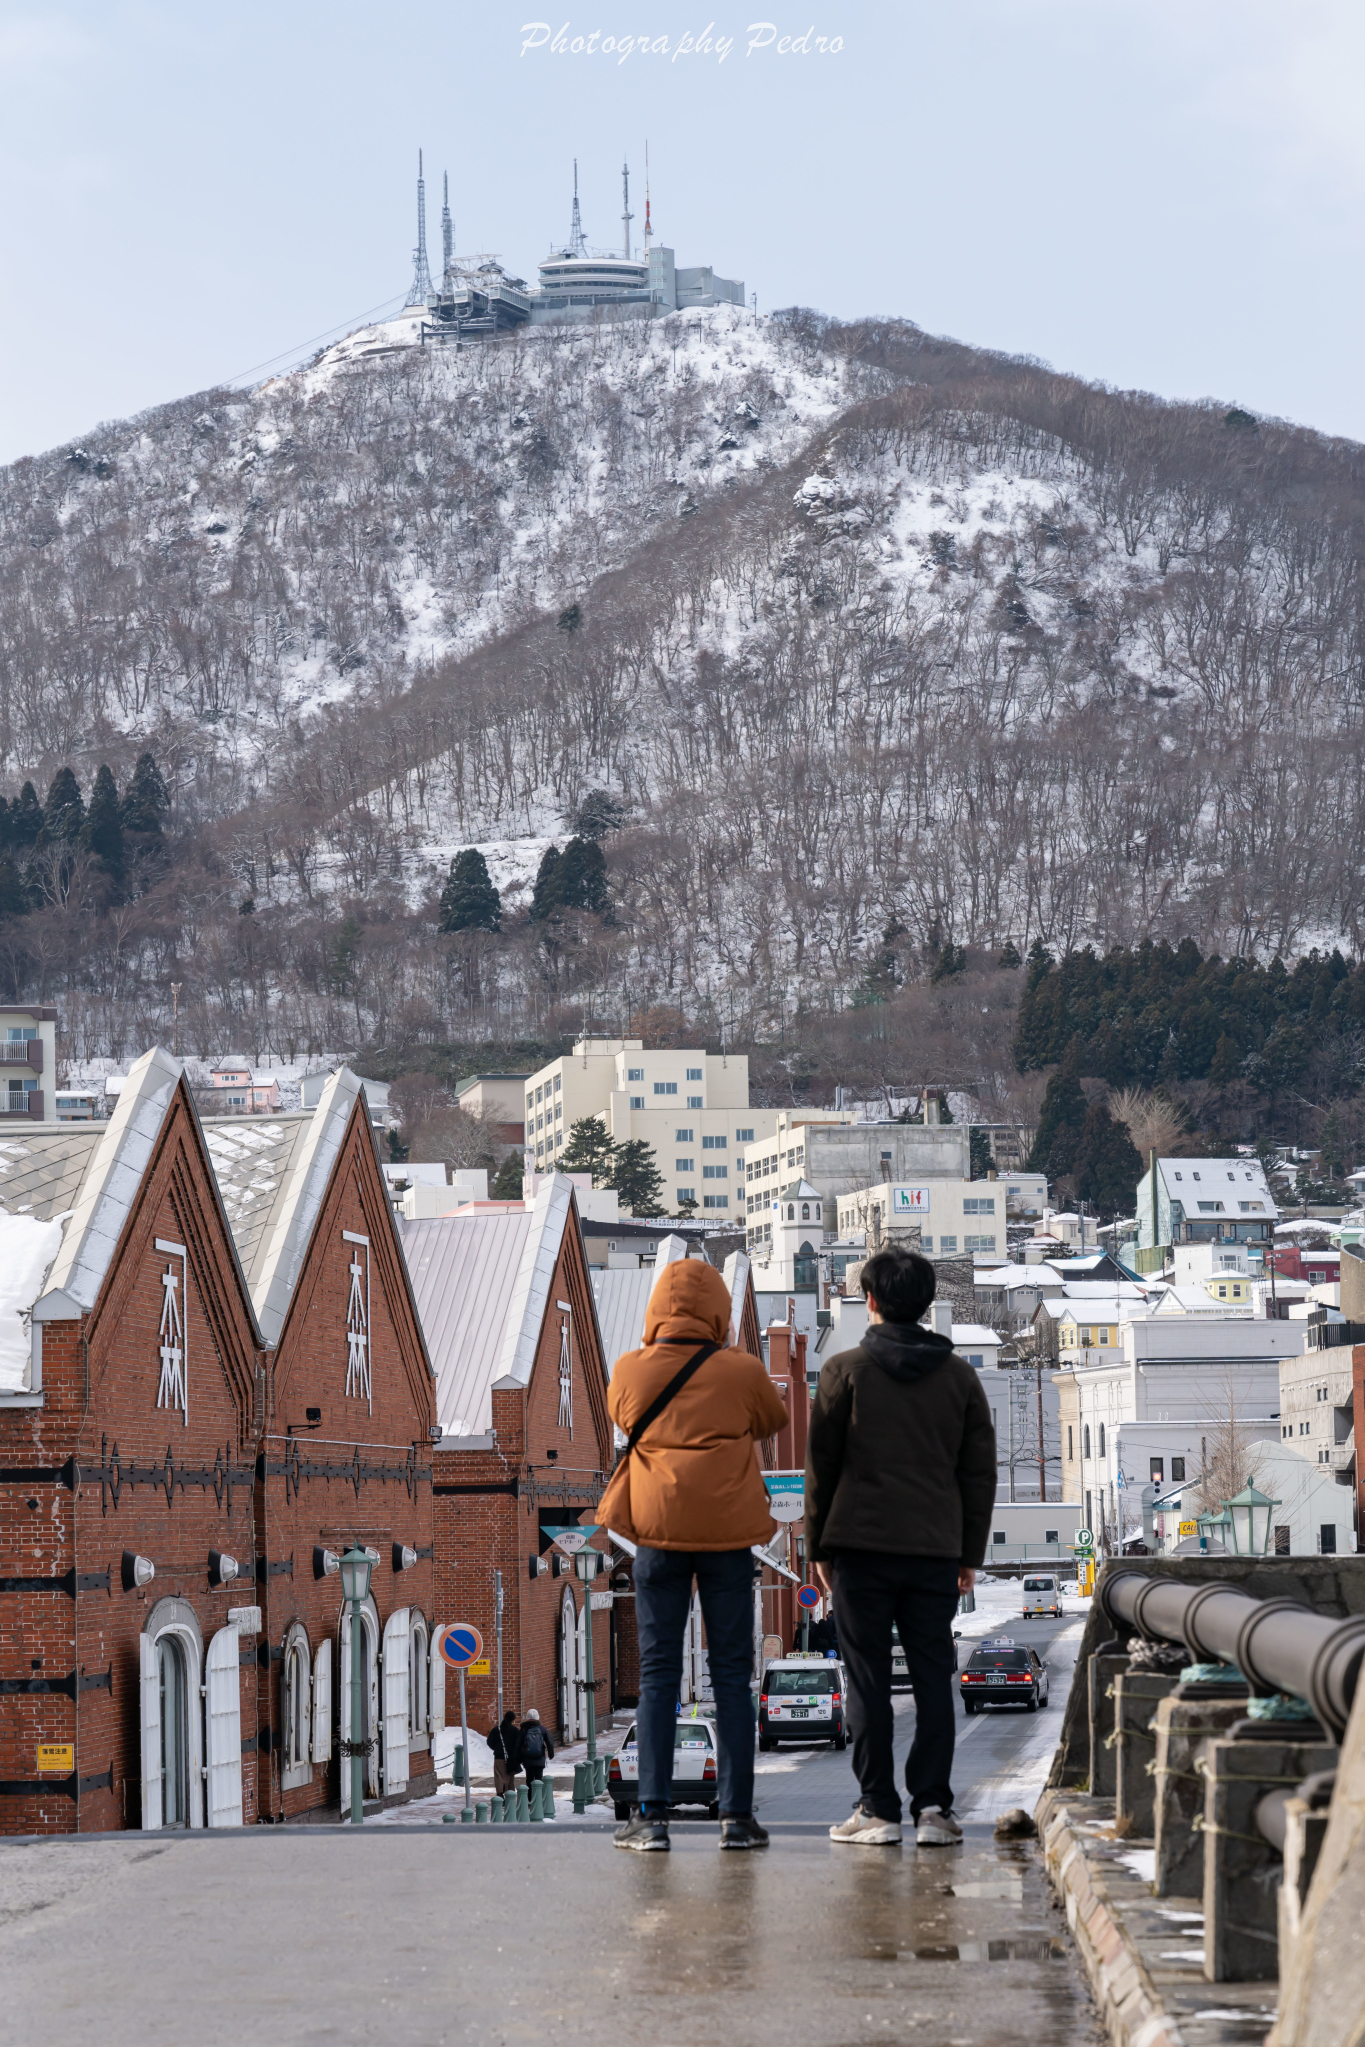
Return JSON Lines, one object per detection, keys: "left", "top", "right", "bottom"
{"left": 622, "top": 1341, "right": 721, "bottom": 1457}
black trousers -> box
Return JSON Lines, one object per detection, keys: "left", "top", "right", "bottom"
{"left": 830, "top": 1551, "right": 960, "bottom": 1823}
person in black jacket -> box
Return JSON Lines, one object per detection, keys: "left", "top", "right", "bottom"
{"left": 518, "top": 1708, "right": 555, "bottom": 1788}
{"left": 488, "top": 1710, "right": 521, "bottom": 1798}
{"left": 806, "top": 1246, "right": 996, "bottom": 1850}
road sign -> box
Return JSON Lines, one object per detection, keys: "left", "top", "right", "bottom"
{"left": 761, "top": 1634, "right": 784, "bottom": 1663}
{"left": 1179, "top": 1520, "right": 1197, "bottom": 1538}
{"left": 466, "top": 1659, "right": 491, "bottom": 1676}
{"left": 763, "top": 1472, "right": 805, "bottom": 1523}
{"left": 36, "top": 1743, "right": 73, "bottom": 1774}
{"left": 437, "top": 1623, "right": 484, "bottom": 1669}
{"left": 1075, "top": 1528, "right": 1093, "bottom": 1548}
{"left": 543, "top": 1524, "right": 599, "bottom": 1555}
{"left": 797, "top": 1584, "right": 820, "bottom": 1610}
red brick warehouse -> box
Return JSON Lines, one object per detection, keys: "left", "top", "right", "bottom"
{"left": 0, "top": 1048, "right": 264, "bottom": 1834}
{"left": 204, "top": 1067, "right": 437, "bottom": 1820}
{"left": 402, "top": 1176, "right": 613, "bottom": 1743}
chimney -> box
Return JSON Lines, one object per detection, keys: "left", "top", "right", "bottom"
{"left": 930, "top": 1301, "right": 953, "bottom": 1339}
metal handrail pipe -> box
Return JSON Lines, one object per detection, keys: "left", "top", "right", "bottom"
{"left": 1101, "top": 1569, "right": 1365, "bottom": 1738}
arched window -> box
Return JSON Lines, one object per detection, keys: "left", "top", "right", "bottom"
{"left": 159, "top": 1634, "right": 190, "bottom": 1827}
{"left": 814, "top": 1203, "right": 821, "bottom": 1220}
{"left": 1083, "top": 1425, "right": 1091, "bottom": 1458}
{"left": 408, "top": 1612, "right": 430, "bottom": 1743}
{"left": 801, "top": 1203, "right": 810, "bottom": 1221}
{"left": 338, "top": 1594, "right": 380, "bottom": 1813}
{"left": 1099, "top": 1423, "right": 1106, "bottom": 1458}
{"left": 786, "top": 1203, "right": 795, "bottom": 1221}
{"left": 281, "top": 1621, "right": 313, "bottom": 1791}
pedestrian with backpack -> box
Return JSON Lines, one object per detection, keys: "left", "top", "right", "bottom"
{"left": 806, "top": 1247, "right": 996, "bottom": 1848}
{"left": 519, "top": 1708, "right": 554, "bottom": 1788}
{"left": 598, "top": 1256, "right": 788, "bottom": 1853}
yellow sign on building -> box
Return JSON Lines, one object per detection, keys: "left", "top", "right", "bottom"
{"left": 1179, "top": 1520, "right": 1197, "bottom": 1538}
{"left": 36, "top": 1743, "right": 74, "bottom": 1773}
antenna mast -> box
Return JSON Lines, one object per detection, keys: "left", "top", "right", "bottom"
{"left": 621, "top": 157, "right": 633, "bottom": 261}
{"left": 643, "top": 141, "right": 652, "bottom": 251}
{"left": 440, "top": 169, "right": 454, "bottom": 285}
{"left": 405, "top": 149, "right": 434, "bottom": 305}
{"left": 570, "top": 158, "right": 587, "bottom": 258}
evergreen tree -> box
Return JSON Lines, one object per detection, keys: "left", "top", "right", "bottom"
{"left": 572, "top": 789, "right": 626, "bottom": 841}
{"left": 555, "top": 836, "right": 609, "bottom": 915}
{"left": 492, "top": 1153, "right": 525, "bottom": 1200}
{"left": 1072, "top": 1101, "right": 1143, "bottom": 1214}
{"left": 1026, "top": 1039, "right": 1088, "bottom": 1178}
{"left": 855, "top": 919, "right": 905, "bottom": 1006}
{"left": 80, "top": 763, "right": 125, "bottom": 886}
{"left": 969, "top": 1127, "right": 993, "bottom": 1179}
{"left": 438, "top": 848, "right": 501, "bottom": 933}
{"left": 930, "top": 940, "right": 968, "bottom": 983}
{"left": 608, "top": 1139, "right": 666, "bottom": 1217}
{"left": 120, "top": 751, "right": 169, "bottom": 837}
{"left": 10, "top": 783, "right": 42, "bottom": 849}
{"left": 530, "top": 845, "right": 563, "bottom": 922}
{"left": 558, "top": 1115, "right": 617, "bottom": 1182}
{"left": 42, "top": 766, "right": 84, "bottom": 844}
{"left": 0, "top": 857, "right": 29, "bottom": 921}
{"left": 998, "top": 939, "right": 1022, "bottom": 969}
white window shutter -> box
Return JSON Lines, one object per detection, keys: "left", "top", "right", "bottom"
{"left": 381, "top": 1607, "right": 410, "bottom": 1793}
{"left": 205, "top": 1627, "right": 244, "bottom": 1827}
{"left": 338, "top": 1612, "right": 353, "bottom": 1817}
{"left": 429, "top": 1628, "right": 446, "bottom": 1738}
{"left": 140, "top": 1632, "right": 162, "bottom": 1831}
{"left": 311, "top": 1637, "right": 332, "bottom": 1762}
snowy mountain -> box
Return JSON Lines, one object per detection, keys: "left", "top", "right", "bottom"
{"left": 3, "top": 302, "right": 1365, "bottom": 1062}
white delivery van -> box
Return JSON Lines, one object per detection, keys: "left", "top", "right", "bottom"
{"left": 1021, "top": 1574, "right": 1063, "bottom": 1617}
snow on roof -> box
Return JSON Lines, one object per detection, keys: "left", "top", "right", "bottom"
{"left": 1154, "top": 1156, "right": 1279, "bottom": 1216}
{"left": 203, "top": 1068, "right": 367, "bottom": 1345}
{"left": 0, "top": 1212, "right": 65, "bottom": 1389}
{"left": 44, "top": 1046, "right": 181, "bottom": 1314}
{"left": 952, "top": 1323, "right": 1002, "bottom": 1348}
{"left": 401, "top": 1173, "right": 580, "bottom": 1436}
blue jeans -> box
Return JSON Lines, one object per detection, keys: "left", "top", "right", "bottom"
{"left": 633, "top": 1546, "right": 756, "bottom": 1818}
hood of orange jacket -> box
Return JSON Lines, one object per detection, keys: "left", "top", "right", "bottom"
{"left": 642, "top": 1257, "right": 733, "bottom": 1347}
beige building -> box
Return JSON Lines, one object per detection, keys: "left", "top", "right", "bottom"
{"left": 832, "top": 1176, "right": 1020, "bottom": 1262}
{"left": 522, "top": 1038, "right": 780, "bottom": 1220}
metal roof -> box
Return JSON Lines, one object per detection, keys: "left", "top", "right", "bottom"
{"left": 202, "top": 1116, "right": 309, "bottom": 1290}
{"left": 591, "top": 1267, "right": 656, "bottom": 1376}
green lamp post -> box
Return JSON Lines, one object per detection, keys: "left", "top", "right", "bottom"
{"left": 1222, "top": 1482, "right": 1280, "bottom": 1557}
{"left": 339, "top": 1542, "right": 373, "bottom": 1825}
{"left": 575, "top": 1547, "right": 600, "bottom": 1765}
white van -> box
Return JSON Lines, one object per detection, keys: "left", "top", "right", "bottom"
{"left": 1021, "top": 1574, "right": 1063, "bottom": 1617}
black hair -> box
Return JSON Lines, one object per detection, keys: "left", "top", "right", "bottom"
{"left": 859, "top": 1246, "right": 936, "bottom": 1324}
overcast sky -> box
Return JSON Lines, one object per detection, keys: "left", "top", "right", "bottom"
{"left": 2, "top": 0, "right": 1362, "bottom": 462}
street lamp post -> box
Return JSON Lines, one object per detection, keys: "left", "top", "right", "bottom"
{"left": 339, "top": 1542, "right": 373, "bottom": 1826}
{"left": 1223, "top": 1482, "right": 1280, "bottom": 1557}
{"left": 575, "top": 1549, "right": 599, "bottom": 1765}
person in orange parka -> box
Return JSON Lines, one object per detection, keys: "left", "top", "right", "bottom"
{"left": 599, "top": 1255, "right": 788, "bottom": 1854}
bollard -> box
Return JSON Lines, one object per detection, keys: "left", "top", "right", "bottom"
{"left": 516, "top": 1783, "right": 530, "bottom": 1823}
{"left": 1152, "top": 1690, "right": 1250, "bottom": 1895}
{"left": 1201, "top": 1733, "right": 1337, "bottom": 1981}
{"left": 1088, "top": 1651, "right": 1131, "bottom": 1798}
{"left": 1113, "top": 1670, "right": 1179, "bottom": 1837}
{"left": 528, "top": 1778, "right": 544, "bottom": 1822}
{"left": 452, "top": 1744, "right": 465, "bottom": 1787}
{"left": 460, "top": 1806, "right": 474, "bottom": 1824}
{"left": 572, "top": 1761, "right": 587, "bottom": 1814}
{"left": 594, "top": 1757, "right": 608, "bottom": 1798}
{"left": 542, "top": 1777, "right": 556, "bottom": 1820}
{"left": 443, "top": 1811, "right": 458, "bottom": 1824}
{"left": 475, "top": 1800, "right": 489, "bottom": 1824}
{"left": 503, "top": 1789, "right": 517, "bottom": 1823}
{"left": 488, "top": 1792, "right": 503, "bottom": 1824}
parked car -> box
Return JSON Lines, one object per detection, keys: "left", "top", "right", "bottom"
{"left": 959, "top": 1638, "right": 1050, "bottom": 1714}
{"left": 892, "top": 1624, "right": 962, "bottom": 1690}
{"left": 608, "top": 1714, "right": 719, "bottom": 1819}
{"left": 1021, "top": 1574, "right": 1064, "bottom": 1617}
{"left": 758, "top": 1656, "right": 848, "bottom": 1749}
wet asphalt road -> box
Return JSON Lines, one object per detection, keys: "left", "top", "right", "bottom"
{"left": 746, "top": 1609, "right": 1085, "bottom": 1828}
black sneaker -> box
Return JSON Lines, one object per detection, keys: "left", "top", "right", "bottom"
{"left": 614, "top": 1811, "right": 670, "bottom": 1852}
{"left": 719, "top": 1813, "right": 769, "bottom": 1850}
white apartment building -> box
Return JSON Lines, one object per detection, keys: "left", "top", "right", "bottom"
{"left": 0, "top": 1004, "right": 57, "bottom": 1122}
{"left": 522, "top": 1038, "right": 778, "bottom": 1218}
{"left": 1053, "top": 1309, "right": 1305, "bottom": 1549}
{"left": 1278, "top": 1337, "right": 1356, "bottom": 1483}
{"left": 833, "top": 1178, "right": 1022, "bottom": 1261}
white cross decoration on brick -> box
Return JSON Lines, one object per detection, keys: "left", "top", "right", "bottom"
{"left": 154, "top": 1238, "right": 188, "bottom": 1423}
{"left": 343, "top": 1231, "right": 372, "bottom": 1410}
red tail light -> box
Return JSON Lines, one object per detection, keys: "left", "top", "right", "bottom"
{"left": 608, "top": 1756, "right": 621, "bottom": 1777}
{"left": 832, "top": 1693, "right": 841, "bottom": 1706}
{"left": 702, "top": 1757, "right": 717, "bottom": 1780}
{"left": 1006, "top": 1673, "right": 1031, "bottom": 1684}
{"left": 759, "top": 1695, "right": 768, "bottom": 1707}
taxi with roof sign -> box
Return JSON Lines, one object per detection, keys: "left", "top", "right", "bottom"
{"left": 757, "top": 1655, "right": 849, "bottom": 1750}
{"left": 959, "top": 1635, "right": 1050, "bottom": 1714}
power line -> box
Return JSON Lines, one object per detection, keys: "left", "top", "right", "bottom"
{"left": 219, "top": 292, "right": 410, "bottom": 389}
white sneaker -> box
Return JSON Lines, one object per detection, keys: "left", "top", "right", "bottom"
{"left": 829, "top": 1805, "right": 903, "bottom": 1846}
{"left": 916, "top": 1806, "right": 963, "bottom": 1846}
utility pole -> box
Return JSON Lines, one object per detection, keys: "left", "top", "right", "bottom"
{"left": 171, "top": 983, "right": 181, "bottom": 1058}
{"left": 1036, "top": 1353, "right": 1047, "bottom": 1501}
{"left": 494, "top": 1568, "right": 505, "bottom": 1725}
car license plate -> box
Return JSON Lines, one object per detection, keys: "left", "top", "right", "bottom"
{"left": 789, "top": 1708, "right": 809, "bottom": 1718}
{"left": 988, "top": 1676, "right": 1006, "bottom": 1685}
